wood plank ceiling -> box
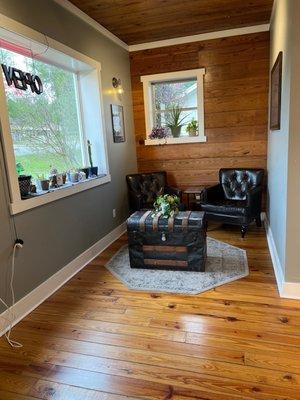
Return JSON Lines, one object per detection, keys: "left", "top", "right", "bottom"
{"left": 69, "top": 0, "right": 273, "bottom": 45}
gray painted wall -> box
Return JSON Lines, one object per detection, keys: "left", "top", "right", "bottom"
{"left": 285, "top": 0, "right": 300, "bottom": 282}
{"left": 0, "top": 0, "right": 137, "bottom": 312}
{"left": 267, "top": 0, "right": 291, "bottom": 274}
{"left": 268, "top": 0, "right": 300, "bottom": 283}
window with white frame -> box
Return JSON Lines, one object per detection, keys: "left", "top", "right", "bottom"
{"left": 0, "top": 22, "right": 110, "bottom": 214}
{"left": 141, "top": 69, "right": 206, "bottom": 145}
{"left": 2, "top": 48, "right": 84, "bottom": 176}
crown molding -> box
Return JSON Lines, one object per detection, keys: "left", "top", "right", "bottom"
{"left": 53, "top": 0, "right": 129, "bottom": 50}
{"left": 128, "top": 24, "right": 270, "bottom": 52}
{"left": 269, "top": 0, "right": 278, "bottom": 27}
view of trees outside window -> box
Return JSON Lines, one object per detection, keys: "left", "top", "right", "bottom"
{"left": 151, "top": 79, "right": 197, "bottom": 135}
{"left": 1, "top": 47, "right": 84, "bottom": 178}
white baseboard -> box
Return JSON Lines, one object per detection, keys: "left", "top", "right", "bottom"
{"left": 263, "top": 213, "right": 300, "bottom": 299}
{"left": 0, "top": 221, "right": 126, "bottom": 337}
{"left": 262, "top": 213, "right": 284, "bottom": 295}
{"left": 281, "top": 282, "right": 300, "bottom": 299}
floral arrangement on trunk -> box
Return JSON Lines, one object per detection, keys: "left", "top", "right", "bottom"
{"left": 153, "top": 194, "right": 180, "bottom": 218}
{"left": 149, "top": 126, "right": 168, "bottom": 140}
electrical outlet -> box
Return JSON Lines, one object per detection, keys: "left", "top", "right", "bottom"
{"left": 112, "top": 208, "right": 116, "bottom": 218}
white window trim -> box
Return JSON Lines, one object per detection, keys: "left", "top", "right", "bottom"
{"left": 0, "top": 13, "right": 111, "bottom": 215}
{"left": 141, "top": 68, "right": 206, "bottom": 146}
{"left": 9, "top": 175, "right": 111, "bottom": 214}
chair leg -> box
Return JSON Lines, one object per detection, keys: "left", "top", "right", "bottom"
{"left": 241, "top": 225, "right": 248, "bottom": 238}
{"left": 256, "top": 214, "right": 262, "bottom": 227}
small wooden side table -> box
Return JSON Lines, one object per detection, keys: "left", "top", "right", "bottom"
{"left": 184, "top": 187, "right": 207, "bottom": 210}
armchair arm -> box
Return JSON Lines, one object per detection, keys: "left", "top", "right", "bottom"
{"left": 165, "top": 186, "right": 183, "bottom": 201}
{"left": 202, "top": 184, "right": 224, "bottom": 203}
{"left": 246, "top": 186, "right": 263, "bottom": 217}
{"left": 128, "top": 190, "right": 142, "bottom": 212}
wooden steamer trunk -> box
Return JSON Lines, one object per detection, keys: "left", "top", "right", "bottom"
{"left": 127, "top": 211, "right": 207, "bottom": 271}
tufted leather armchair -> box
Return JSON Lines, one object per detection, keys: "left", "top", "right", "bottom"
{"left": 126, "top": 171, "right": 182, "bottom": 213}
{"left": 201, "top": 168, "right": 264, "bottom": 237}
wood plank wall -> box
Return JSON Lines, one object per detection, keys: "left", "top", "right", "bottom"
{"left": 130, "top": 32, "right": 270, "bottom": 189}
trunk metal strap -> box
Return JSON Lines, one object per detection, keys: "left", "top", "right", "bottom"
{"left": 152, "top": 212, "right": 162, "bottom": 232}
{"left": 139, "top": 210, "right": 152, "bottom": 232}
{"left": 168, "top": 216, "right": 175, "bottom": 232}
{"left": 182, "top": 211, "right": 192, "bottom": 232}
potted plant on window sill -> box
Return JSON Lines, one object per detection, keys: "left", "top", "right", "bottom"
{"left": 80, "top": 167, "right": 90, "bottom": 179}
{"left": 87, "top": 140, "right": 98, "bottom": 177}
{"left": 16, "top": 162, "right": 32, "bottom": 197}
{"left": 37, "top": 174, "right": 50, "bottom": 191}
{"left": 148, "top": 126, "right": 168, "bottom": 142}
{"left": 186, "top": 119, "right": 198, "bottom": 137}
{"left": 166, "top": 105, "right": 188, "bottom": 138}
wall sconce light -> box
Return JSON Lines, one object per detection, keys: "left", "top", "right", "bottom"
{"left": 112, "top": 77, "right": 123, "bottom": 94}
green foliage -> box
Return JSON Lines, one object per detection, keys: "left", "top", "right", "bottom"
{"left": 16, "top": 162, "right": 24, "bottom": 176}
{"left": 186, "top": 119, "right": 198, "bottom": 133}
{"left": 15, "top": 153, "right": 72, "bottom": 177}
{"left": 165, "top": 105, "right": 188, "bottom": 128}
{"left": 153, "top": 194, "right": 180, "bottom": 218}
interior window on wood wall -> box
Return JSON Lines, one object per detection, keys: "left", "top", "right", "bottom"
{"left": 141, "top": 69, "right": 206, "bottom": 146}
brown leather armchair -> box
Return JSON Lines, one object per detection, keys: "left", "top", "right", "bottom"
{"left": 126, "top": 171, "right": 182, "bottom": 213}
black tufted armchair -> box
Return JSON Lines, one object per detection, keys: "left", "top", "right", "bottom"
{"left": 200, "top": 168, "right": 264, "bottom": 237}
{"left": 126, "top": 171, "right": 182, "bottom": 213}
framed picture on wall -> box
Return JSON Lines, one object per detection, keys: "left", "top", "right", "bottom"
{"left": 111, "top": 104, "right": 125, "bottom": 143}
{"left": 270, "top": 51, "right": 283, "bottom": 130}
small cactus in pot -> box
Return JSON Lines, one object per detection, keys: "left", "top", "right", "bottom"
{"left": 87, "top": 140, "right": 98, "bottom": 177}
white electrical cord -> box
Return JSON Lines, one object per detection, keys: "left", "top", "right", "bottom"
{"left": 0, "top": 243, "right": 23, "bottom": 348}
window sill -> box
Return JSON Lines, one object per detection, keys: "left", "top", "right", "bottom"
{"left": 144, "top": 135, "right": 207, "bottom": 146}
{"left": 10, "top": 174, "right": 111, "bottom": 215}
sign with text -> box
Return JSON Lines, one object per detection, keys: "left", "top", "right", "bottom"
{"left": 1, "top": 64, "right": 43, "bottom": 95}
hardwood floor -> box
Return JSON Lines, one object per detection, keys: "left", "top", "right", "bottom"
{"left": 1, "top": 224, "right": 300, "bottom": 399}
